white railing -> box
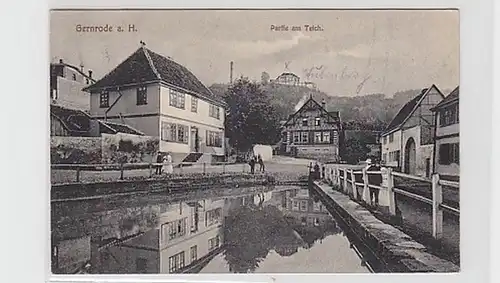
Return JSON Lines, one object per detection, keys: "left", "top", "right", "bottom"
{"left": 322, "top": 166, "right": 459, "bottom": 240}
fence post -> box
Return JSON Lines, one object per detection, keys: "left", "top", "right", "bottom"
{"left": 203, "top": 162, "right": 206, "bottom": 175}
{"left": 76, "top": 167, "right": 80, "bottom": 183}
{"left": 432, "top": 173, "right": 443, "bottom": 239}
{"left": 350, "top": 169, "right": 357, "bottom": 200}
{"left": 120, "top": 163, "right": 124, "bottom": 180}
{"left": 386, "top": 167, "right": 396, "bottom": 216}
{"left": 149, "top": 162, "right": 153, "bottom": 178}
{"left": 336, "top": 168, "right": 340, "bottom": 186}
{"left": 343, "top": 168, "right": 348, "bottom": 194}
{"left": 180, "top": 163, "right": 184, "bottom": 175}
{"left": 362, "top": 168, "right": 370, "bottom": 203}
{"left": 222, "top": 163, "right": 226, "bottom": 174}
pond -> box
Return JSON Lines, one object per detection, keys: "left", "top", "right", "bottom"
{"left": 51, "top": 185, "right": 371, "bottom": 274}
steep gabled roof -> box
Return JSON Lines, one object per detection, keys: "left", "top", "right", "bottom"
{"left": 50, "top": 61, "right": 96, "bottom": 83}
{"left": 50, "top": 104, "right": 93, "bottom": 134}
{"left": 98, "top": 121, "right": 145, "bottom": 136}
{"left": 283, "top": 96, "right": 341, "bottom": 127}
{"left": 383, "top": 85, "right": 443, "bottom": 135}
{"left": 431, "top": 86, "right": 459, "bottom": 111}
{"left": 83, "top": 46, "right": 223, "bottom": 105}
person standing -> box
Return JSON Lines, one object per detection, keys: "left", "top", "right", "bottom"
{"left": 365, "top": 159, "right": 382, "bottom": 206}
{"left": 155, "top": 152, "right": 163, "bottom": 175}
{"left": 257, "top": 154, "right": 265, "bottom": 172}
{"left": 313, "top": 162, "right": 320, "bottom": 180}
{"left": 249, "top": 156, "right": 256, "bottom": 174}
{"left": 163, "top": 152, "right": 174, "bottom": 174}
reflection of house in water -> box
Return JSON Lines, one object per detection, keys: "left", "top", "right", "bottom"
{"left": 273, "top": 229, "right": 305, "bottom": 257}
{"left": 277, "top": 188, "right": 332, "bottom": 227}
{"left": 96, "top": 199, "right": 225, "bottom": 274}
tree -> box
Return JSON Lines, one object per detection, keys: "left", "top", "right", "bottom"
{"left": 224, "top": 78, "right": 281, "bottom": 152}
{"left": 343, "top": 137, "right": 371, "bottom": 164}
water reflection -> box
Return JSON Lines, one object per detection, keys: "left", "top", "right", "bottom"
{"left": 51, "top": 186, "right": 369, "bottom": 274}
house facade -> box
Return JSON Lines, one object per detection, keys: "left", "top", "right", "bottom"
{"left": 431, "top": 86, "right": 459, "bottom": 181}
{"left": 380, "top": 85, "right": 445, "bottom": 177}
{"left": 84, "top": 45, "right": 226, "bottom": 163}
{"left": 50, "top": 59, "right": 96, "bottom": 111}
{"left": 98, "top": 198, "right": 224, "bottom": 274}
{"left": 280, "top": 96, "right": 343, "bottom": 162}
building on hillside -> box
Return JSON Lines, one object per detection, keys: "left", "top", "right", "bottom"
{"left": 270, "top": 72, "right": 317, "bottom": 90}
{"left": 380, "top": 85, "right": 445, "bottom": 177}
{"left": 83, "top": 43, "right": 227, "bottom": 164}
{"left": 50, "top": 59, "right": 96, "bottom": 111}
{"left": 97, "top": 198, "right": 224, "bottom": 274}
{"left": 430, "top": 86, "right": 459, "bottom": 181}
{"left": 280, "top": 96, "right": 344, "bottom": 162}
{"left": 50, "top": 104, "right": 144, "bottom": 137}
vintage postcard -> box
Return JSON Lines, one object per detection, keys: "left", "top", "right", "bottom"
{"left": 49, "top": 9, "right": 459, "bottom": 274}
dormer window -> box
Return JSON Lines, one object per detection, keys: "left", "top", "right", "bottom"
{"left": 137, "top": 86, "right": 147, "bottom": 105}
{"left": 302, "top": 119, "right": 308, "bottom": 126}
{"left": 99, "top": 91, "right": 109, "bottom": 108}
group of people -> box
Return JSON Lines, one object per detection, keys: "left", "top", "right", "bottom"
{"left": 155, "top": 151, "right": 174, "bottom": 175}
{"left": 248, "top": 154, "right": 265, "bottom": 174}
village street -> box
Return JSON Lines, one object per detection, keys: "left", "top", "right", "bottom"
{"left": 50, "top": 156, "right": 313, "bottom": 184}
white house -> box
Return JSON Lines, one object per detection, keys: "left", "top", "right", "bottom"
{"left": 98, "top": 198, "right": 225, "bottom": 274}
{"left": 50, "top": 59, "right": 96, "bottom": 112}
{"left": 84, "top": 44, "right": 227, "bottom": 164}
{"left": 431, "top": 86, "right": 459, "bottom": 181}
{"left": 380, "top": 85, "right": 445, "bottom": 177}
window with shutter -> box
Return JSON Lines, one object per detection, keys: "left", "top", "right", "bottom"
{"left": 183, "top": 126, "right": 189, "bottom": 143}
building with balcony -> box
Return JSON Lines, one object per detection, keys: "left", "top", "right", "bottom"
{"left": 380, "top": 85, "right": 445, "bottom": 177}
{"left": 431, "top": 86, "right": 459, "bottom": 181}
{"left": 83, "top": 44, "right": 227, "bottom": 164}
{"left": 280, "top": 96, "right": 344, "bottom": 162}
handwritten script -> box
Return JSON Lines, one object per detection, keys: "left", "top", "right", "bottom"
{"left": 302, "top": 65, "right": 373, "bottom": 94}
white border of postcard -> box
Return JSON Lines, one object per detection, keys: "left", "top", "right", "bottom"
{"left": 0, "top": 0, "right": 496, "bottom": 283}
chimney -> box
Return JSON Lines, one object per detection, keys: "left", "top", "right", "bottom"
{"left": 230, "top": 61, "right": 234, "bottom": 84}
{"left": 88, "top": 70, "right": 93, "bottom": 78}
{"left": 80, "top": 64, "right": 84, "bottom": 72}
{"left": 321, "top": 99, "right": 326, "bottom": 110}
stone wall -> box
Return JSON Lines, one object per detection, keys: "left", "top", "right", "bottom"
{"left": 50, "top": 136, "right": 102, "bottom": 164}
{"left": 101, "top": 133, "right": 160, "bottom": 164}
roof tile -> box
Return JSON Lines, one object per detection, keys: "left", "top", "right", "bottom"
{"left": 84, "top": 47, "right": 222, "bottom": 104}
{"left": 383, "top": 88, "right": 428, "bottom": 133}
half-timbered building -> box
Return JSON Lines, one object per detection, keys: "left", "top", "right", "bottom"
{"left": 280, "top": 96, "right": 343, "bottom": 162}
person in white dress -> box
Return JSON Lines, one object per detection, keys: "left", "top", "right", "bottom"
{"left": 162, "top": 152, "right": 174, "bottom": 174}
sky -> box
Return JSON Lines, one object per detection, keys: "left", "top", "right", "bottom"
{"left": 50, "top": 9, "right": 459, "bottom": 97}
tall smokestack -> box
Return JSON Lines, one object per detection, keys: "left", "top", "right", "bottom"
{"left": 230, "top": 61, "right": 234, "bottom": 84}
